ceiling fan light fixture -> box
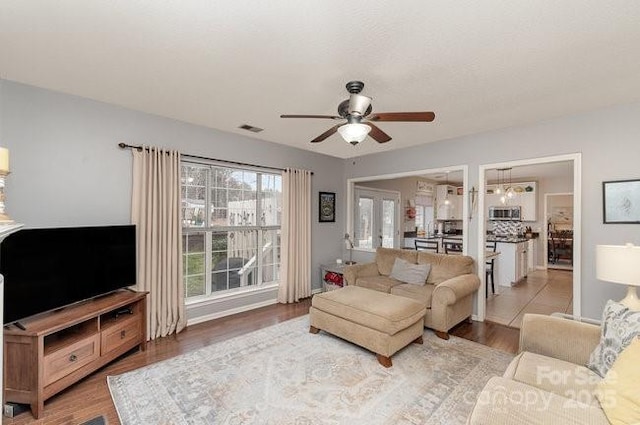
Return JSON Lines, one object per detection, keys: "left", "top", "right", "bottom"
{"left": 338, "top": 123, "right": 371, "bottom": 145}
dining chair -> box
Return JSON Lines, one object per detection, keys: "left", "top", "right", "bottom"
{"left": 485, "top": 240, "right": 497, "bottom": 297}
{"left": 443, "top": 239, "right": 463, "bottom": 255}
{"left": 415, "top": 239, "right": 439, "bottom": 253}
{"left": 552, "top": 233, "right": 573, "bottom": 265}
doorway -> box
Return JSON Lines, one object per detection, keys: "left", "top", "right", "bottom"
{"left": 353, "top": 186, "right": 401, "bottom": 250}
{"left": 346, "top": 165, "right": 469, "bottom": 260}
{"left": 477, "top": 153, "right": 581, "bottom": 323}
{"left": 545, "top": 193, "right": 574, "bottom": 271}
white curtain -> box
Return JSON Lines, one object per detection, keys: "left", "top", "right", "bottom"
{"left": 278, "top": 168, "right": 312, "bottom": 303}
{"left": 131, "top": 146, "right": 186, "bottom": 339}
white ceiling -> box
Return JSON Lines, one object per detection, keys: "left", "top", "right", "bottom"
{"left": 2, "top": 1, "right": 640, "bottom": 159}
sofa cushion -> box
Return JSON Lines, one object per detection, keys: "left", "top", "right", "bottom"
{"left": 311, "top": 286, "right": 425, "bottom": 335}
{"left": 390, "top": 283, "right": 434, "bottom": 308}
{"left": 596, "top": 337, "right": 640, "bottom": 425}
{"left": 505, "top": 352, "right": 601, "bottom": 407}
{"left": 416, "top": 251, "right": 474, "bottom": 285}
{"left": 587, "top": 300, "right": 640, "bottom": 377}
{"left": 467, "top": 376, "right": 610, "bottom": 425}
{"left": 355, "top": 275, "right": 402, "bottom": 293}
{"left": 375, "top": 247, "right": 417, "bottom": 276}
{"left": 389, "top": 257, "right": 431, "bottom": 285}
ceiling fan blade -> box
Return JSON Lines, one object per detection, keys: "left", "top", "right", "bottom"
{"left": 348, "top": 94, "right": 372, "bottom": 116}
{"left": 280, "top": 114, "right": 342, "bottom": 120}
{"left": 311, "top": 124, "right": 341, "bottom": 143}
{"left": 367, "top": 123, "right": 392, "bottom": 143}
{"left": 368, "top": 112, "right": 435, "bottom": 122}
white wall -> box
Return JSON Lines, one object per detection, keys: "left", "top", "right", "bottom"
{"left": 0, "top": 80, "right": 345, "bottom": 299}
{"left": 344, "top": 101, "right": 640, "bottom": 320}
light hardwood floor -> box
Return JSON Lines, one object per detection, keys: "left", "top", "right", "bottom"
{"left": 486, "top": 268, "right": 573, "bottom": 328}
{"left": 5, "top": 297, "right": 519, "bottom": 425}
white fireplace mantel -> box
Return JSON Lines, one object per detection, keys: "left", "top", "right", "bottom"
{"left": 0, "top": 222, "right": 23, "bottom": 414}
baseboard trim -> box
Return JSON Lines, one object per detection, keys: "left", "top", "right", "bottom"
{"left": 187, "top": 298, "right": 278, "bottom": 326}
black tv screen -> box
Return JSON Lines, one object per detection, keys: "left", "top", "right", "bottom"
{"left": 1, "top": 225, "right": 137, "bottom": 325}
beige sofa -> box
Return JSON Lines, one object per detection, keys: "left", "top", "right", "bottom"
{"left": 467, "top": 314, "right": 609, "bottom": 424}
{"left": 343, "top": 247, "right": 480, "bottom": 339}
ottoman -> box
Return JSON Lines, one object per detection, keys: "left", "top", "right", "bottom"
{"left": 309, "top": 285, "right": 426, "bottom": 367}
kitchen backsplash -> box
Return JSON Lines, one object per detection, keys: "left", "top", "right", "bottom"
{"left": 491, "top": 220, "right": 523, "bottom": 235}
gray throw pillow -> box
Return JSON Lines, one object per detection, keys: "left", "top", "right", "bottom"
{"left": 389, "top": 257, "right": 431, "bottom": 286}
{"left": 587, "top": 300, "right": 640, "bottom": 377}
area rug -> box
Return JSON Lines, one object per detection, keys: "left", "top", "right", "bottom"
{"left": 108, "top": 316, "right": 513, "bottom": 425}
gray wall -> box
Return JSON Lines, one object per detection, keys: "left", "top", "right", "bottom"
{"left": 0, "top": 80, "right": 344, "bottom": 292}
{"left": 4, "top": 79, "right": 640, "bottom": 320}
{"left": 344, "top": 101, "right": 640, "bottom": 320}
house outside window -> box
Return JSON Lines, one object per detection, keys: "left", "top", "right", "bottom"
{"left": 181, "top": 162, "right": 282, "bottom": 300}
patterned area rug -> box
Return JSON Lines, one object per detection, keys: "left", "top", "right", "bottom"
{"left": 108, "top": 316, "right": 513, "bottom": 425}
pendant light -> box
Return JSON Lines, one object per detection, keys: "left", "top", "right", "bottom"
{"left": 444, "top": 171, "right": 451, "bottom": 205}
{"left": 505, "top": 168, "right": 515, "bottom": 200}
{"left": 497, "top": 168, "right": 508, "bottom": 204}
{"left": 495, "top": 169, "right": 502, "bottom": 195}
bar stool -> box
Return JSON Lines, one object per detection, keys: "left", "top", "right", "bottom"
{"left": 485, "top": 240, "right": 497, "bottom": 297}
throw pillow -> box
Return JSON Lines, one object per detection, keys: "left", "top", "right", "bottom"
{"left": 389, "top": 257, "right": 431, "bottom": 286}
{"left": 596, "top": 337, "right": 640, "bottom": 425}
{"left": 587, "top": 300, "right": 640, "bottom": 377}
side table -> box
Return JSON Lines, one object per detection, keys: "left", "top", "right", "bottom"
{"left": 320, "top": 263, "right": 346, "bottom": 292}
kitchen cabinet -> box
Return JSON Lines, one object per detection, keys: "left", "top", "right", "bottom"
{"left": 527, "top": 238, "right": 538, "bottom": 271}
{"left": 485, "top": 187, "right": 502, "bottom": 208}
{"left": 496, "top": 241, "right": 528, "bottom": 286}
{"left": 436, "top": 185, "right": 462, "bottom": 220}
{"left": 486, "top": 182, "right": 537, "bottom": 221}
{"left": 519, "top": 182, "right": 537, "bottom": 221}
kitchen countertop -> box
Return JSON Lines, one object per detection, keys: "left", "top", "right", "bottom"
{"left": 487, "top": 235, "right": 529, "bottom": 244}
{"left": 414, "top": 235, "right": 463, "bottom": 240}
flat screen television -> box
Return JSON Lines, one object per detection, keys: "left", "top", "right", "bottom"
{"left": 1, "top": 225, "right": 137, "bottom": 325}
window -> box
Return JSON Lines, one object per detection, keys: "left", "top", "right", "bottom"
{"left": 353, "top": 187, "right": 400, "bottom": 250}
{"left": 415, "top": 205, "right": 434, "bottom": 234}
{"left": 181, "top": 162, "right": 282, "bottom": 300}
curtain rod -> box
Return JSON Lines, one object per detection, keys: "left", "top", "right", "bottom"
{"left": 118, "top": 142, "right": 312, "bottom": 174}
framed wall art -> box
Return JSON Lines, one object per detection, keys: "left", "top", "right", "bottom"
{"left": 603, "top": 179, "right": 640, "bottom": 224}
{"left": 319, "top": 191, "right": 336, "bottom": 223}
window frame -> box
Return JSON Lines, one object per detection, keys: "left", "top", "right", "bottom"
{"left": 181, "top": 160, "right": 282, "bottom": 302}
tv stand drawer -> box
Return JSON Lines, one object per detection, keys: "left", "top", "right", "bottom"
{"left": 43, "top": 334, "right": 100, "bottom": 386}
{"left": 101, "top": 314, "right": 142, "bottom": 355}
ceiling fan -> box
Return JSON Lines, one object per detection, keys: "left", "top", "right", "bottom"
{"left": 280, "top": 81, "right": 435, "bottom": 145}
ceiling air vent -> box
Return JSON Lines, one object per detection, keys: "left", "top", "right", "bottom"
{"left": 238, "top": 124, "right": 264, "bottom": 133}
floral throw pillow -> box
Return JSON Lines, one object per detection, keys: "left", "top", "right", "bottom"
{"left": 587, "top": 300, "right": 640, "bottom": 377}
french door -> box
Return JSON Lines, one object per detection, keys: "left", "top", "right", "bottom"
{"left": 354, "top": 187, "right": 400, "bottom": 250}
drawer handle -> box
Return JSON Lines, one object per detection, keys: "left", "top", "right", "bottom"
{"left": 120, "top": 330, "right": 126, "bottom": 339}
{"left": 69, "top": 354, "right": 77, "bottom": 362}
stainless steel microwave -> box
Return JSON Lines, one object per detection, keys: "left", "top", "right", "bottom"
{"left": 488, "top": 206, "right": 521, "bottom": 220}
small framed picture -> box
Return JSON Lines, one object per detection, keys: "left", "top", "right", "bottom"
{"left": 319, "top": 192, "right": 336, "bottom": 223}
{"left": 603, "top": 179, "right": 640, "bottom": 224}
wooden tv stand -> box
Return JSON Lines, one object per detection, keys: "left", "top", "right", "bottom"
{"left": 3, "top": 290, "right": 147, "bottom": 419}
